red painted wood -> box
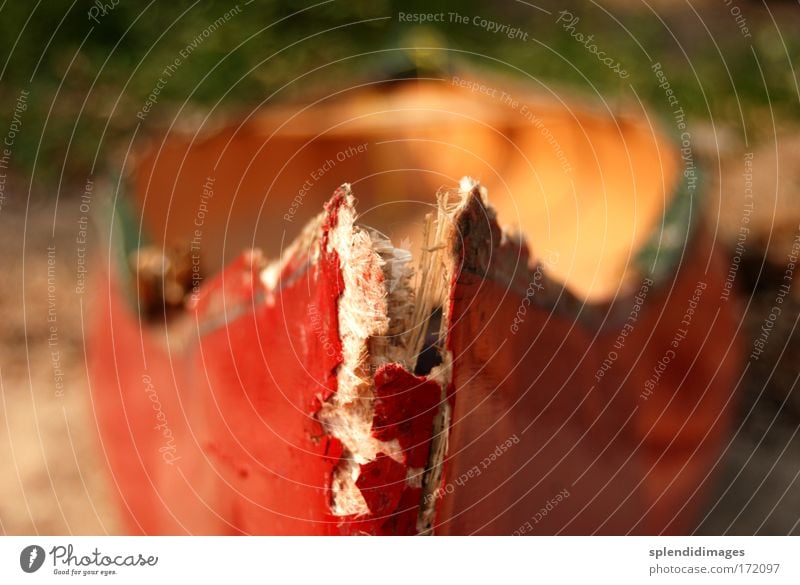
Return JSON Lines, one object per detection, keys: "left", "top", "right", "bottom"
{"left": 433, "top": 194, "right": 741, "bottom": 535}
{"left": 89, "top": 270, "right": 229, "bottom": 534}
{"left": 91, "top": 189, "right": 442, "bottom": 534}
{"left": 90, "top": 190, "right": 740, "bottom": 535}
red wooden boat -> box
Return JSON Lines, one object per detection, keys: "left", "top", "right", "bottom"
{"left": 89, "top": 75, "right": 741, "bottom": 534}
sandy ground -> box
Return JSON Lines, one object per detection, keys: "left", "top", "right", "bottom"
{"left": 0, "top": 186, "right": 120, "bottom": 535}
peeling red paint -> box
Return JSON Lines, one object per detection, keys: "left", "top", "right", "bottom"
{"left": 372, "top": 364, "right": 441, "bottom": 469}
{"left": 185, "top": 187, "right": 434, "bottom": 535}
{"left": 355, "top": 453, "right": 407, "bottom": 516}
{"left": 91, "top": 183, "right": 741, "bottom": 535}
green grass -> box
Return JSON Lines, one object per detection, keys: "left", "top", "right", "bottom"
{"left": 0, "top": 0, "right": 797, "bottom": 186}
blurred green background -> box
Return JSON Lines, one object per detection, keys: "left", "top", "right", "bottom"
{"left": 1, "top": 0, "right": 798, "bottom": 186}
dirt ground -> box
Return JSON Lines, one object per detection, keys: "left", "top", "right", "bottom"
{"left": 0, "top": 184, "right": 120, "bottom": 535}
